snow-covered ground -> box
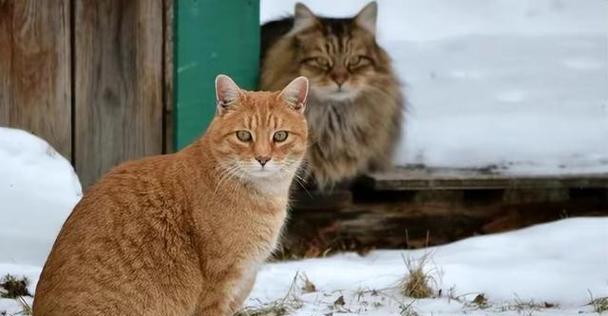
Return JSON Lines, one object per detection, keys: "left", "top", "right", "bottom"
{"left": 0, "top": 127, "right": 606, "bottom": 315}
{"left": 0, "top": 128, "right": 81, "bottom": 267}
{"left": 1, "top": 1, "right": 607, "bottom": 314}
{"left": 247, "top": 218, "right": 608, "bottom": 315}
{"left": 0, "top": 128, "right": 81, "bottom": 313}
{"left": 262, "top": 0, "right": 608, "bottom": 174}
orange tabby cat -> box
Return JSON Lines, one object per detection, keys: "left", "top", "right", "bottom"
{"left": 33, "top": 75, "right": 309, "bottom": 316}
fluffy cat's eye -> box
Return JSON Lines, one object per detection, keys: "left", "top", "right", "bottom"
{"left": 273, "top": 131, "right": 288, "bottom": 142}
{"left": 349, "top": 55, "right": 371, "bottom": 68}
{"left": 303, "top": 57, "right": 330, "bottom": 70}
{"left": 236, "top": 130, "right": 252, "bottom": 142}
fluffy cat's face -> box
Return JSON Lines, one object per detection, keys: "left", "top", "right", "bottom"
{"left": 291, "top": 2, "right": 388, "bottom": 101}
{"left": 208, "top": 75, "right": 309, "bottom": 181}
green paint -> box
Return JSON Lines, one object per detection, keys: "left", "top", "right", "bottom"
{"left": 174, "top": 0, "right": 260, "bottom": 150}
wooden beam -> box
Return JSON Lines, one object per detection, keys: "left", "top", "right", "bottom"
{"left": 360, "top": 167, "right": 608, "bottom": 191}
{"left": 174, "top": 0, "right": 260, "bottom": 149}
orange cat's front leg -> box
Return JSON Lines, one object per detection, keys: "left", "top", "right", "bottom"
{"left": 194, "top": 293, "right": 232, "bottom": 316}
{"left": 229, "top": 270, "right": 257, "bottom": 313}
{"left": 195, "top": 272, "right": 243, "bottom": 316}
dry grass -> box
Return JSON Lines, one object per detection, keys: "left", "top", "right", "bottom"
{"left": 399, "top": 253, "right": 435, "bottom": 299}
{"left": 0, "top": 274, "right": 32, "bottom": 316}
{"left": 495, "top": 296, "right": 554, "bottom": 313}
{"left": 399, "top": 307, "right": 419, "bottom": 316}
{"left": 471, "top": 293, "right": 489, "bottom": 309}
{"left": 0, "top": 275, "right": 31, "bottom": 299}
{"left": 352, "top": 287, "right": 419, "bottom": 315}
{"left": 14, "top": 297, "right": 32, "bottom": 316}
{"left": 235, "top": 273, "right": 303, "bottom": 316}
{"left": 588, "top": 291, "right": 608, "bottom": 314}
{"left": 299, "top": 274, "right": 316, "bottom": 294}
{"left": 0, "top": 297, "right": 32, "bottom": 316}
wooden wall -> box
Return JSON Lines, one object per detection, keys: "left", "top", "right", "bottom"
{"left": 0, "top": 0, "right": 173, "bottom": 188}
{"left": 0, "top": 0, "right": 72, "bottom": 158}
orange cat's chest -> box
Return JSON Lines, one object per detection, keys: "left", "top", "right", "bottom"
{"left": 197, "top": 193, "right": 288, "bottom": 263}
{"left": 230, "top": 196, "right": 288, "bottom": 258}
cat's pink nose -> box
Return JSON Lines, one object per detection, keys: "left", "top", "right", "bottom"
{"left": 331, "top": 72, "right": 348, "bottom": 87}
{"left": 255, "top": 156, "right": 271, "bottom": 167}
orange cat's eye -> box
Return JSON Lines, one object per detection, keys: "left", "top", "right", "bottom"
{"left": 273, "top": 131, "right": 288, "bottom": 143}
{"left": 236, "top": 130, "right": 252, "bottom": 142}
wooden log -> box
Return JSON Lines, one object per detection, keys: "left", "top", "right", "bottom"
{"left": 283, "top": 186, "right": 608, "bottom": 257}
{"left": 74, "top": 0, "right": 164, "bottom": 187}
{"left": 292, "top": 189, "right": 352, "bottom": 211}
{"left": 361, "top": 167, "right": 608, "bottom": 191}
{"left": 0, "top": 0, "right": 72, "bottom": 158}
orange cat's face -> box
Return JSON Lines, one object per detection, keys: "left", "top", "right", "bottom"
{"left": 207, "top": 75, "right": 309, "bottom": 181}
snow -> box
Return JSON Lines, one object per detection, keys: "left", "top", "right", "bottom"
{"left": 261, "top": 0, "right": 608, "bottom": 174}
{"left": 0, "top": 127, "right": 81, "bottom": 313}
{"left": 0, "top": 129, "right": 605, "bottom": 315}
{"left": 261, "top": 0, "right": 608, "bottom": 42}
{"left": 247, "top": 217, "right": 608, "bottom": 315}
{"left": 1, "top": 1, "right": 607, "bottom": 313}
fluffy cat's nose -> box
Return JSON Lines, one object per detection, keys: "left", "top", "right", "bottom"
{"left": 331, "top": 71, "right": 348, "bottom": 87}
{"left": 255, "top": 156, "right": 271, "bottom": 167}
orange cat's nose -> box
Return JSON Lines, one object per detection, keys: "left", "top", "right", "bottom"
{"left": 255, "top": 156, "right": 271, "bottom": 166}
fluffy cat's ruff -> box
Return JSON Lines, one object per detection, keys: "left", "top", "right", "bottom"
{"left": 261, "top": 2, "right": 404, "bottom": 190}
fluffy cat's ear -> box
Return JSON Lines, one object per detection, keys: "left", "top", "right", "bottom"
{"left": 354, "top": 2, "right": 377, "bottom": 35}
{"left": 215, "top": 74, "right": 240, "bottom": 115}
{"left": 292, "top": 3, "right": 318, "bottom": 33}
{"left": 279, "top": 76, "right": 309, "bottom": 113}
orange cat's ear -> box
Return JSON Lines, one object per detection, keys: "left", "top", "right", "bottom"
{"left": 215, "top": 74, "right": 241, "bottom": 115}
{"left": 354, "top": 2, "right": 377, "bottom": 35}
{"left": 279, "top": 76, "right": 309, "bottom": 113}
{"left": 292, "top": 3, "right": 318, "bottom": 33}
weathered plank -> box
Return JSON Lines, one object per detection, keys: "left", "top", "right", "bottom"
{"left": 360, "top": 167, "right": 608, "bottom": 191}
{"left": 0, "top": 0, "right": 72, "bottom": 158}
{"left": 163, "top": 0, "right": 174, "bottom": 153}
{"left": 74, "top": 0, "right": 164, "bottom": 187}
{"left": 283, "top": 187, "right": 608, "bottom": 256}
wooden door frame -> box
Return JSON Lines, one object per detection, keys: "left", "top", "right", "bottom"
{"left": 172, "top": 0, "right": 260, "bottom": 151}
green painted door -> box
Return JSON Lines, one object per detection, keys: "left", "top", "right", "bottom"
{"left": 174, "top": 0, "right": 260, "bottom": 150}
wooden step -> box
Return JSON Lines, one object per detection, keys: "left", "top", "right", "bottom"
{"left": 278, "top": 167, "right": 608, "bottom": 258}
{"left": 359, "top": 167, "right": 608, "bottom": 191}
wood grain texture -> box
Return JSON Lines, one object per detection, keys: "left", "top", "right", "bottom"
{"left": 282, "top": 187, "right": 608, "bottom": 255}
{"left": 0, "top": 0, "right": 72, "bottom": 158}
{"left": 163, "top": 0, "right": 174, "bottom": 153}
{"left": 74, "top": 0, "right": 164, "bottom": 187}
{"left": 361, "top": 167, "right": 608, "bottom": 191}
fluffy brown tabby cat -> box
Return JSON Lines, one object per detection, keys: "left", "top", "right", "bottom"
{"left": 33, "top": 75, "right": 309, "bottom": 316}
{"left": 261, "top": 2, "right": 404, "bottom": 190}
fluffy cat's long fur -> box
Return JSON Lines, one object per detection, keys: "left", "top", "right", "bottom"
{"left": 261, "top": 2, "right": 404, "bottom": 190}
{"left": 33, "top": 76, "right": 310, "bottom": 316}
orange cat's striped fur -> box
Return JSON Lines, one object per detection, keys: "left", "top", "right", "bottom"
{"left": 33, "top": 75, "right": 309, "bottom": 316}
